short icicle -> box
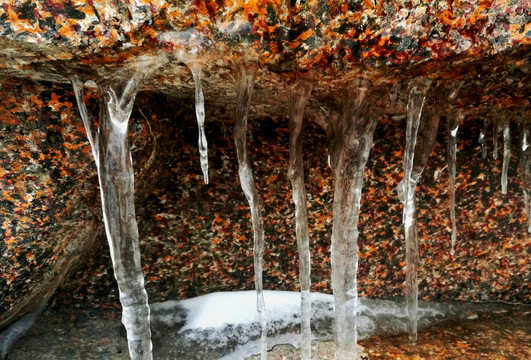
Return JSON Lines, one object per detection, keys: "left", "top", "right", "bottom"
{"left": 328, "top": 79, "right": 378, "bottom": 360}
{"left": 190, "top": 63, "right": 209, "bottom": 184}
{"left": 493, "top": 120, "right": 501, "bottom": 160}
{"left": 520, "top": 121, "right": 531, "bottom": 233}
{"left": 447, "top": 112, "right": 460, "bottom": 255}
{"left": 286, "top": 81, "right": 313, "bottom": 360}
{"left": 71, "top": 58, "right": 161, "bottom": 360}
{"left": 400, "top": 78, "right": 438, "bottom": 346}
{"left": 502, "top": 120, "right": 511, "bottom": 195}
{"left": 479, "top": 119, "right": 489, "bottom": 159}
{"left": 234, "top": 64, "right": 267, "bottom": 359}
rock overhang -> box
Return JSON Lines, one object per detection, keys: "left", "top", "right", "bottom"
{"left": 0, "top": 0, "right": 529, "bottom": 113}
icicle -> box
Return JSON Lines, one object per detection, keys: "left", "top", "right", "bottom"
{"left": 190, "top": 63, "right": 209, "bottom": 184}
{"left": 479, "top": 119, "right": 489, "bottom": 159}
{"left": 520, "top": 121, "right": 531, "bottom": 233}
{"left": 501, "top": 121, "right": 511, "bottom": 195}
{"left": 447, "top": 112, "right": 461, "bottom": 255}
{"left": 493, "top": 121, "right": 501, "bottom": 160}
{"left": 286, "top": 81, "right": 313, "bottom": 360}
{"left": 70, "top": 57, "right": 163, "bottom": 360}
{"left": 329, "top": 79, "right": 378, "bottom": 360}
{"left": 400, "top": 78, "right": 436, "bottom": 346}
{"left": 234, "top": 64, "right": 267, "bottom": 359}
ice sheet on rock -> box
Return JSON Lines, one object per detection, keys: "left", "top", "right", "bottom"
{"left": 234, "top": 65, "right": 267, "bottom": 359}
{"left": 401, "top": 78, "right": 435, "bottom": 346}
{"left": 502, "top": 121, "right": 511, "bottom": 195}
{"left": 147, "top": 291, "right": 455, "bottom": 360}
{"left": 286, "top": 81, "right": 313, "bottom": 360}
{"left": 190, "top": 64, "right": 209, "bottom": 184}
{"left": 175, "top": 291, "right": 333, "bottom": 332}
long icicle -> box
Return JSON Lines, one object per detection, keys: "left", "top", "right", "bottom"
{"left": 502, "top": 120, "right": 511, "bottom": 195}
{"left": 190, "top": 63, "right": 209, "bottom": 184}
{"left": 234, "top": 65, "right": 267, "bottom": 359}
{"left": 286, "top": 82, "right": 313, "bottom": 360}
{"left": 401, "top": 78, "right": 433, "bottom": 345}
{"left": 330, "top": 79, "right": 377, "bottom": 360}
{"left": 448, "top": 113, "right": 460, "bottom": 255}
{"left": 71, "top": 69, "right": 154, "bottom": 360}
{"left": 520, "top": 121, "right": 531, "bottom": 233}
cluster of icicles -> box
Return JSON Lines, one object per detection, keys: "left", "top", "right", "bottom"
{"left": 70, "top": 56, "right": 530, "bottom": 360}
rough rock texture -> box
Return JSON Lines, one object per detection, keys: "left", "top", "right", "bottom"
{"left": 1, "top": 0, "right": 530, "bottom": 333}
{"left": 4, "top": 298, "right": 530, "bottom": 359}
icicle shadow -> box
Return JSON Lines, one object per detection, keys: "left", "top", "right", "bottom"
{"left": 71, "top": 56, "right": 165, "bottom": 360}
{"left": 322, "top": 79, "right": 381, "bottom": 360}
{"left": 233, "top": 64, "right": 268, "bottom": 360}
{"left": 286, "top": 81, "right": 313, "bottom": 360}
{"left": 398, "top": 78, "right": 438, "bottom": 346}
{"left": 520, "top": 120, "right": 531, "bottom": 233}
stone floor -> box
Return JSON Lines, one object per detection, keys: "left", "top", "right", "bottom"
{"left": 5, "top": 299, "right": 530, "bottom": 360}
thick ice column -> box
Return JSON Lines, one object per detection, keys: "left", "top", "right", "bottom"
{"left": 286, "top": 82, "right": 313, "bottom": 360}
{"left": 189, "top": 63, "right": 209, "bottom": 184}
{"left": 328, "top": 79, "right": 377, "bottom": 360}
{"left": 447, "top": 112, "right": 461, "bottom": 255}
{"left": 520, "top": 121, "right": 531, "bottom": 233}
{"left": 233, "top": 65, "right": 268, "bottom": 359}
{"left": 71, "top": 59, "right": 159, "bottom": 360}
{"left": 400, "top": 78, "right": 437, "bottom": 345}
{"left": 501, "top": 120, "right": 511, "bottom": 195}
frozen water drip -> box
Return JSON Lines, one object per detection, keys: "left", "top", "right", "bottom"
{"left": 400, "top": 78, "right": 438, "bottom": 345}
{"left": 502, "top": 121, "right": 511, "bottom": 195}
{"left": 234, "top": 64, "right": 268, "bottom": 360}
{"left": 190, "top": 63, "right": 209, "bottom": 184}
{"left": 328, "top": 79, "right": 378, "bottom": 360}
{"left": 286, "top": 81, "right": 313, "bottom": 360}
{"left": 70, "top": 56, "right": 165, "bottom": 360}
{"left": 447, "top": 112, "right": 461, "bottom": 255}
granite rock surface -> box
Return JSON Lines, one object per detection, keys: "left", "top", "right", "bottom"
{"left": 0, "top": 0, "right": 530, "bottom": 333}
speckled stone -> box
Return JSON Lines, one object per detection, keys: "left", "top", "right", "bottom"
{"left": 1, "top": 0, "right": 530, "bottom": 334}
